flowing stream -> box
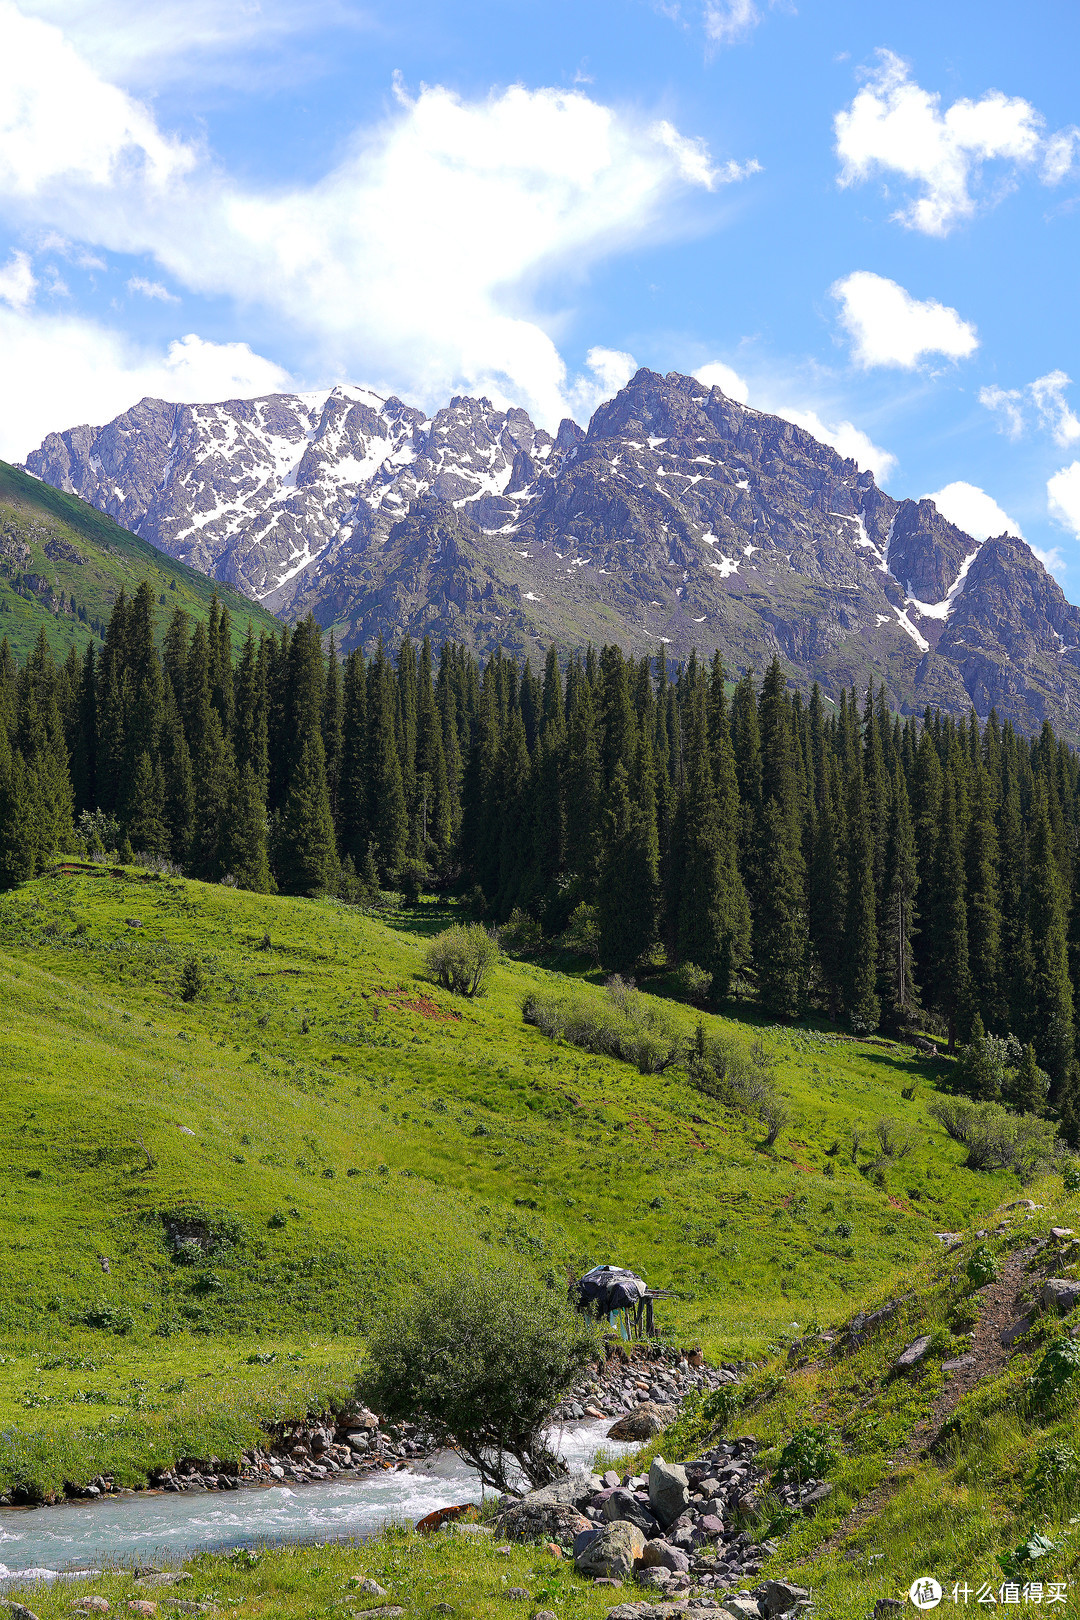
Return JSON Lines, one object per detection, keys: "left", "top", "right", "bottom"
{"left": 0, "top": 1422, "right": 614, "bottom": 1583}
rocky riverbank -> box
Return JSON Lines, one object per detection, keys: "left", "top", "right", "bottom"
{"left": 553, "top": 1342, "right": 747, "bottom": 1438}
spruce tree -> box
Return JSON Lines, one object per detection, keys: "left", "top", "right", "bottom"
{"left": 842, "top": 757, "right": 880, "bottom": 1032}
{"left": 597, "top": 760, "right": 658, "bottom": 972}
{"left": 125, "top": 751, "right": 169, "bottom": 858}
{"left": 1027, "top": 781, "right": 1074, "bottom": 1088}
{"left": 880, "top": 762, "right": 919, "bottom": 1027}
{"left": 277, "top": 731, "right": 339, "bottom": 896}
{"left": 228, "top": 762, "right": 274, "bottom": 893}
{"left": 366, "top": 643, "right": 408, "bottom": 884}
{"left": 927, "top": 770, "right": 969, "bottom": 1050}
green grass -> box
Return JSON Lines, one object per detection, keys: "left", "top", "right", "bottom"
{"left": 0, "top": 868, "right": 1024, "bottom": 1496}
{"left": 0, "top": 460, "right": 279, "bottom": 660}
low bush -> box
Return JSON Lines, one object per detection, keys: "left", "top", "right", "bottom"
{"left": 672, "top": 960, "right": 712, "bottom": 1005}
{"left": 360, "top": 1262, "right": 599, "bottom": 1496}
{"left": 689, "top": 1024, "right": 789, "bottom": 1145}
{"left": 180, "top": 953, "right": 208, "bottom": 1001}
{"left": 425, "top": 923, "right": 499, "bottom": 997}
{"left": 774, "top": 1423, "right": 838, "bottom": 1484}
{"left": 1030, "top": 1334, "right": 1080, "bottom": 1413}
{"left": 498, "top": 908, "right": 545, "bottom": 956}
{"left": 966, "top": 1243, "right": 1000, "bottom": 1288}
{"left": 522, "top": 977, "right": 684, "bottom": 1074}
{"left": 928, "top": 1096, "right": 1060, "bottom": 1179}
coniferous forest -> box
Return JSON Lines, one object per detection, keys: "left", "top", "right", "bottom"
{"left": 3, "top": 579, "right": 1080, "bottom": 1133}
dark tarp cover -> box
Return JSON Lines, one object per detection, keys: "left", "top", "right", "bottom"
{"left": 575, "top": 1265, "right": 646, "bottom": 1315}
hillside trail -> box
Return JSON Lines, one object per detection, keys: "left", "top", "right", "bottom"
{"left": 818, "top": 1239, "right": 1040, "bottom": 1555}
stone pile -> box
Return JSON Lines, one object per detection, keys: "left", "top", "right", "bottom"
{"left": 499, "top": 1443, "right": 828, "bottom": 1604}
{"left": 553, "top": 1345, "right": 744, "bottom": 1436}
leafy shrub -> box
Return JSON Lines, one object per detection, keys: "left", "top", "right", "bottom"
{"left": 689, "top": 1025, "right": 789, "bottom": 1145}
{"left": 360, "top": 1262, "right": 599, "bottom": 1496}
{"left": 966, "top": 1243, "right": 1000, "bottom": 1288}
{"left": 80, "top": 1303, "right": 134, "bottom": 1335}
{"left": 702, "top": 1383, "right": 743, "bottom": 1432}
{"left": 560, "top": 902, "right": 600, "bottom": 964}
{"left": 179, "top": 954, "right": 209, "bottom": 1001}
{"left": 774, "top": 1424, "right": 838, "bottom": 1484}
{"left": 949, "top": 1296, "right": 981, "bottom": 1333}
{"left": 498, "top": 908, "right": 544, "bottom": 956}
{"left": 835, "top": 1221, "right": 853, "bottom": 1240}
{"left": 928, "top": 1097, "right": 1059, "bottom": 1179}
{"left": 1063, "top": 1161, "right": 1080, "bottom": 1192}
{"left": 425, "top": 923, "right": 499, "bottom": 997}
{"left": 1031, "top": 1335, "right": 1080, "bottom": 1412}
{"left": 523, "top": 978, "right": 683, "bottom": 1075}
{"left": 871, "top": 1117, "right": 919, "bottom": 1161}
{"left": 672, "top": 960, "right": 712, "bottom": 1005}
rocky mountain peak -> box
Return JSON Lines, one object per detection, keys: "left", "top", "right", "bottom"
{"left": 22, "top": 370, "right": 1080, "bottom": 740}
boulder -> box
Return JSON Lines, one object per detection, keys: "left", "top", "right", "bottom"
{"left": 894, "top": 1336, "right": 932, "bottom": 1371}
{"left": 9, "top": 1607, "right": 42, "bottom": 1620}
{"left": 698, "top": 1514, "right": 725, "bottom": 1539}
{"left": 941, "top": 1354, "right": 977, "bottom": 1373}
{"left": 638, "top": 1540, "right": 689, "bottom": 1574}
{"left": 760, "top": 1581, "right": 811, "bottom": 1619}
{"left": 349, "top": 1580, "right": 388, "bottom": 1596}
{"left": 601, "top": 1490, "right": 659, "bottom": 1537}
{"left": 72, "top": 1603, "right": 110, "bottom": 1615}
{"left": 606, "top": 1404, "right": 677, "bottom": 1443}
{"left": 575, "top": 1522, "right": 645, "bottom": 1580}
{"left": 497, "top": 1497, "right": 590, "bottom": 1543}
{"left": 1001, "top": 1316, "right": 1033, "bottom": 1346}
{"left": 874, "top": 1603, "right": 904, "bottom": 1619}
{"left": 799, "top": 1481, "right": 833, "bottom": 1513}
{"left": 647, "top": 1457, "right": 689, "bottom": 1527}
{"left": 635, "top": 1570, "right": 672, "bottom": 1590}
{"left": 506, "top": 1591, "right": 531, "bottom": 1602}
{"left": 1040, "top": 1279, "right": 1080, "bottom": 1313}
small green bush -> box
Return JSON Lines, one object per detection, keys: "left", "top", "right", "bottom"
{"left": 425, "top": 923, "right": 498, "bottom": 997}
{"left": 774, "top": 1423, "right": 838, "bottom": 1484}
{"left": 180, "top": 953, "right": 209, "bottom": 1001}
{"left": 672, "top": 960, "right": 712, "bottom": 1005}
{"left": 360, "top": 1262, "right": 599, "bottom": 1496}
{"left": 1027, "top": 1442, "right": 1079, "bottom": 1499}
{"left": 1031, "top": 1335, "right": 1080, "bottom": 1412}
{"left": 80, "top": 1303, "right": 134, "bottom": 1335}
{"left": 1063, "top": 1161, "right": 1080, "bottom": 1192}
{"left": 522, "top": 977, "right": 684, "bottom": 1075}
{"left": 966, "top": 1243, "right": 1000, "bottom": 1288}
{"left": 498, "top": 908, "right": 544, "bottom": 956}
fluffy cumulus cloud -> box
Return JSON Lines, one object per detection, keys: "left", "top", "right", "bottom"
{"left": 831, "top": 271, "right": 978, "bottom": 369}
{"left": 693, "top": 358, "right": 895, "bottom": 480}
{"left": 0, "top": 307, "right": 291, "bottom": 459}
{"left": 0, "top": 248, "right": 36, "bottom": 309}
{"left": 693, "top": 360, "right": 750, "bottom": 403}
{"left": 1048, "top": 463, "right": 1080, "bottom": 540}
{"left": 925, "top": 480, "right": 1022, "bottom": 541}
{"left": 980, "top": 370, "right": 1080, "bottom": 448}
{"left": 126, "top": 274, "right": 178, "bottom": 302}
{"left": 0, "top": 2, "right": 756, "bottom": 437}
{"left": 834, "top": 50, "right": 1069, "bottom": 236}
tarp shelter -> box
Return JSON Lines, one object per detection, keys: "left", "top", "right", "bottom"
{"left": 575, "top": 1265, "right": 646, "bottom": 1317}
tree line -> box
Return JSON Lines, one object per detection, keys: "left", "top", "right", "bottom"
{"left": 1, "top": 581, "right": 1078, "bottom": 1130}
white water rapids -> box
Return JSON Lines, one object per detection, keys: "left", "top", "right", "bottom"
{"left": 0, "top": 1421, "right": 614, "bottom": 1583}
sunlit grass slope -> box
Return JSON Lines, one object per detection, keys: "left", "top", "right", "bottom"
{"left": 0, "top": 868, "right": 1020, "bottom": 1492}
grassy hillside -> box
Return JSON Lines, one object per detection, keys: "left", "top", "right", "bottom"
{"left": 0, "top": 460, "right": 279, "bottom": 661}
{"left": 0, "top": 867, "right": 1028, "bottom": 1498}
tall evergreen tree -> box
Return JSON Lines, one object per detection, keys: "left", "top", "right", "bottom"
{"left": 277, "top": 731, "right": 339, "bottom": 896}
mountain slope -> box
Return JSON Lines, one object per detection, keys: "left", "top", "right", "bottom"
{"left": 25, "top": 372, "right": 1080, "bottom": 739}
{"left": 0, "top": 460, "right": 280, "bottom": 661}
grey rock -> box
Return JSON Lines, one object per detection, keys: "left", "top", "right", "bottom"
{"left": 894, "top": 1336, "right": 932, "bottom": 1370}
{"left": 761, "top": 1581, "right": 812, "bottom": 1618}
{"left": 800, "top": 1481, "right": 833, "bottom": 1513}
{"left": 506, "top": 1591, "right": 530, "bottom": 1602}
{"left": 1001, "top": 1316, "right": 1034, "bottom": 1346}
{"left": 698, "top": 1514, "right": 725, "bottom": 1539}
{"left": 601, "top": 1490, "right": 659, "bottom": 1537}
{"left": 497, "top": 1496, "right": 590, "bottom": 1543}
{"left": 1040, "top": 1279, "right": 1080, "bottom": 1313}
{"left": 634, "top": 1570, "right": 672, "bottom": 1590}
{"left": 647, "top": 1457, "right": 689, "bottom": 1527}
{"left": 607, "top": 1404, "right": 678, "bottom": 1442}
{"left": 639, "top": 1539, "right": 689, "bottom": 1574}
{"left": 941, "top": 1355, "right": 977, "bottom": 1372}
{"left": 874, "top": 1603, "right": 904, "bottom": 1618}
{"left": 575, "top": 1522, "right": 644, "bottom": 1579}
{"left": 349, "top": 1610, "right": 403, "bottom": 1619}
{"left": 349, "top": 1582, "right": 388, "bottom": 1597}
{"left": 9, "top": 1606, "right": 42, "bottom": 1620}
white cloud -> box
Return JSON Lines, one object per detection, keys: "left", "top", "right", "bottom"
{"left": 980, "top": 370, "right": 1080, "bottom": 447}
{"left": 835, "top": 50, "right": 1044, "bottom": 235}
{"left": 570, "top": 345, "right": 638, "bottom": 416}
{"left": 694, "top": 357, "right": 893, "bottom": 479}
{"left": 14, "top": 0, "right": 365, "bottom": 88}
{"left": 831, "top": 271, "right": 978, "bottom": 369}
{"left": 694, "top": 360, "right": 750, "bottom": 403}
{"left": 0, "top": 6, "right": 751, "bottom": 430}
{"left": 776, "top": 405, "right": 895, "bottom": 482}
{"left": 925, "top": 480, "right": 1022, "bottom": 541}
{"left": 0, "top": 305, "right": 290, "bottom": 459}
{"left": 704, "top": 0, "right": 761, "bottom": 46}
{"left": 1042, "top": 127, "right": 1080, "bottom": 186}
{"left": 1048, "top": 462, "right": 1080, "bottom": 539}
{"left": 0, "top": 248, "right": 36, "bottom": 309}
{"left": 126, "top": 274, "right": 179, "bottom": 302}
{"left": 978, "top": 383, "right": 1025, "bottom": 439}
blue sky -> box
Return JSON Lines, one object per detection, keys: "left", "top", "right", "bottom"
{"left": 2, "top": 0, "right": 1080, "bottom": 590}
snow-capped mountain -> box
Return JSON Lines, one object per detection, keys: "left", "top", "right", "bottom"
{"left": 24, "top": 369, "right": 1080, "bottom": 738}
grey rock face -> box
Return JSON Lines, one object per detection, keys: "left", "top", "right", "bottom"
{"left": 1041, "top": 1279, "right": 1080, "bottom": 1312}
{"left": 25, "top": 368, "right": 1080, "bottom": 740}
{"left": 894, "top": 1335, "right": 933, "bottom": 1370}
{"left": 647, "top": 1457, "right": 689, "bottom": 1527}
{"left": 574, "top": 1520, "right": 644, "bottom": 1578}
{"left": 761, "top": 1581, "right": 812, "bottom": 1618}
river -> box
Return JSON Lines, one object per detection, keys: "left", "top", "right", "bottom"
{"left": 0, "top": 1421, "right": 614, "bottom": 1582}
